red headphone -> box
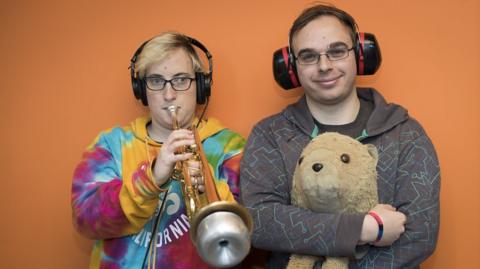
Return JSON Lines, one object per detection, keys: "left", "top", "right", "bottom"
{"left": 273, "top": 4, "right": 382, "bottom": 90}
{"left": 273, "top": 32, "right": 381, "bottom": 90}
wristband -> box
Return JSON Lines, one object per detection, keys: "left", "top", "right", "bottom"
{"left": 368, "top": 211, "right": 384, "bottom": 242}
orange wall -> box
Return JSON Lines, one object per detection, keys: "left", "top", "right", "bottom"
{"left": 0, "top": 0, "right": 479, "bottom": 268}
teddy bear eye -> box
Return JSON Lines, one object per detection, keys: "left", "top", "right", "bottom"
{"left": 312, "top": 163, "right": 323, "bottom": 172}
{"left": 340, "top": 154, "right": 350, "bottom": 163}
{"left": 298, "top": 156, "right": 304, "bottom": 165}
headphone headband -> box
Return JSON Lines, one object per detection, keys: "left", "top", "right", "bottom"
{"left": 188, "top": 37, "right": 213, "bottom": 75}
{"left": 130, "top": 34, "right": 213, "bottom": 105}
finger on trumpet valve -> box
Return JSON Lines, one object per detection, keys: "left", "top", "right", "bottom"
{"left": 187, "top": 161, "right": 202, "bottom": 176}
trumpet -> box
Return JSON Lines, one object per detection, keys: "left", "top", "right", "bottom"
{"left": 168, "top": 105, "right": 253, "bottom": 268}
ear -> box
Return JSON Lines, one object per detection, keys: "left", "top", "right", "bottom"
{"left": 366, "top": 144, "right": 378, "bottom": 165}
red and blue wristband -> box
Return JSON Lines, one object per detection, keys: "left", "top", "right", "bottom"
{"left": 368, "top": 211, "right": 384, "bottom": 242}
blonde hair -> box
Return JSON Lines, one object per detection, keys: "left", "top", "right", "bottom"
{"left": 135, "top": 32, "right": 205, "bottom": 78}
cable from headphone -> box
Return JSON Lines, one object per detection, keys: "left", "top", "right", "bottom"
{"left": 129, "top": 35, "right": 213, "bottom": 106}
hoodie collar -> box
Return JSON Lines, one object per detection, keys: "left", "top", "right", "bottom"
{"left": 286, "top": 95, "right": 316, "bottom": 137}
{"left": 358, "top": 88, "right": 409, "bottom": 136}
{"left": 283, "top": 88, "right": 409, "bottom": 139}
{"left": 130, "top": 116, "right": 226, "bottom": 145}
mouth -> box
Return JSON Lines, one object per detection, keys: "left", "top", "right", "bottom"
{"left": 163, "top": 105, "right": 180, "bottom": 111}
{"left": 313, "top": 75, "right": 342, "bottom": 88}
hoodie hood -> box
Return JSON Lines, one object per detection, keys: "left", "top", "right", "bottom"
{"left": 130, "top": 116, "right": 227, "bottom": 145}
{"left": 359, "top": 88, "right": 409, "bottom": 136}
{"left": 283, "top": 88, "right": 409, "bottom": 138}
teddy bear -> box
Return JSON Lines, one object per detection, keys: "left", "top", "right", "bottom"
{"left": 287, "top": 132, "right": 379, "bottom": 269}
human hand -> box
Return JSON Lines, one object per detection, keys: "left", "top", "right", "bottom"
{"left": 152, "top": 129, "right": 195, "bottom": 186}
{"left": 187, "top": 160, "right": 205, "bottom": 193}
{"left": 360, "top": 204, "right": 406, "bottom": 247}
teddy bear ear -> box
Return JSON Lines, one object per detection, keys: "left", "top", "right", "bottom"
{"left": 366, "top": 144, "right": 379, "bottom": 164}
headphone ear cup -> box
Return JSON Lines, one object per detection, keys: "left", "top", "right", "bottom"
{"left": 131, "top": 77, "right": 148, "bottom": 106}
{"left": 139, "top": 79, "right": 148, "bottom": 106}
{"left": 196, "top": 72, "right": 211, "bottom": 104}
{"left": 355, "top": 33, "right": 362, "bottom": 72}
{"left": 203, "top": 72, "right": 212, "bottom": 103}
{"left": 132, "top": 77, "right": 141, "bottom": 100}
{"left": 356, "top": 32, "right": 382, "bottom": 75}
{"left": 272, "top": 47, "right": 301, "bottom": 90}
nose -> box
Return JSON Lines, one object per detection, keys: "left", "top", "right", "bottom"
{"left": 312, "top": 163, "right": 323, "bottom": 172}
{"left": 163, "top": 84, "right": 177, "bottom": 101}
{"left": 317, "top": 54, "right": 333, "bottom": 72}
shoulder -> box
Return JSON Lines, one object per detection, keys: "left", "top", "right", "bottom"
{"left": 397, "top": 117, "right": 433, "bottom": 143}
{"left": 250, "top": 97, "right": 310, "bottom": 137}
{"left": 210, "top": 128, "right": 246, "bottom": 149}
{"left": 89, "top": 121, "right": 136, "bottom": 149}
{"left": 202, "top": 117, "right": 244, "bottom": 140}
{"left": 202, "top": 118, "right": 246, "bottom": 152}
{"left": 251, "top": 111, "right": 291, "bottom": 136}
{"left": 378, "top": 116, "right": 438, "bottom": 163}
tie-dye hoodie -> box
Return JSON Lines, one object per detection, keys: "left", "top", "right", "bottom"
{"left": 71, "top": 116, "right": 245, "bottom": 269}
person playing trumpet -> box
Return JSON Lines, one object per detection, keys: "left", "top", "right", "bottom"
{"left": 71, "top": 32, "right": 246, "bottom": 269}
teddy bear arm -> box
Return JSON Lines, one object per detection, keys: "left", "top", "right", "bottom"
{"left": 322, "top": 257, "right": 349, "bottom": 269}
{"left": 287, "top": 254, "right": 319, "bottom": 269}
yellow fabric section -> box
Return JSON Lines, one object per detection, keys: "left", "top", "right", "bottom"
{"left": 131, "top": 116, "right": 225, "bottom": 144}
{"left": 119, "top": 129, "right": 161, "bottom": 234}
{"left": 89, "top": 241, "right": 102, "bottom": 269}
{"left": 197, "top": 117, "right": 225, "bottom": 141}
{"left": 216, "top": 180, "right": 235, "bottom": 202}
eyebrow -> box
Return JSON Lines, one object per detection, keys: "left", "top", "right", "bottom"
{"left": 297, "top": 48, "right": 317, "bottom": 55}
{"left": 172, "top": 72, "right": 194, "bottom": 77}
{"left": 146, "top": 72, "right": 193, "bottom": 78}
{"left": 328, "top": 42, "right": 349, "bottom": 48}
{"left": 297, "top": 41, "right": 350, "bottom": 55}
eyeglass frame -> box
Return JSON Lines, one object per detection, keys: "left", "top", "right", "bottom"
{"left": 294, "top": 46, "right": 355, "bottom": 65}
{"left": 143, "top": 76, "right": 196, "bottom": 91}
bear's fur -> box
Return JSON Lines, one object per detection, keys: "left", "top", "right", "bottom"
{"left": 287, "top": 132, "right": 379, "bottom": 269}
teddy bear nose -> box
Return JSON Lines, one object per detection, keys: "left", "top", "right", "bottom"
{"left": 312, "top": 163, "right": 323, "bottom": 172}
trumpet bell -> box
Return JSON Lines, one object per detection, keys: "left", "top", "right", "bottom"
{"left": 190, "top": 201, "right": 253, "bottom": 268}
{"left": 196, "top": 211, "right": 251, "bottom": 268}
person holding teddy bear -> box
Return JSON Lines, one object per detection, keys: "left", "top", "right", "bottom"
{"left": 240, "top": 3, "right": 440, "bottom": 269}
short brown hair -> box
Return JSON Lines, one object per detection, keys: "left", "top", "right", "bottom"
{"left": 289, "top": 3, "right": 358, "bottom": 52}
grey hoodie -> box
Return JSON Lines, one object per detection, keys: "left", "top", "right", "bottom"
{"left": 240, "top": 88, "right": 440, "bottom": 269}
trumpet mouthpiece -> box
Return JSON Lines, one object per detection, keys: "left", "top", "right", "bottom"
{"left": 167, "top": 105, "right": 180, "bottom": 130}
{"left": 167, "top": 105, "right": 178, "bottom": 113}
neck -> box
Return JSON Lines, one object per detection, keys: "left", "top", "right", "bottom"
{"left": 307, "top": 91, "right": 360, "bottom": 125}
{"left": 147, "top": 115, "right": 197, "bottom": 143}
{"left": 147, "top": 122, "right": 172, "bottom": 143}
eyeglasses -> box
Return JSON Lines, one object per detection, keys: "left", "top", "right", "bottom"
{"left": 144, "top": 76, "right": 196, "bottom": 91}
{"left": 295, "top": 47, "right": 354, "bottom": 65}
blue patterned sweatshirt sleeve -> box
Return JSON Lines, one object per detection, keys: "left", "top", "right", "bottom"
{"left": 358, "top": 123, "right": 440, "bottom": 268}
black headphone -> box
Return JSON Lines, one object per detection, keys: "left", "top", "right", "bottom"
{"left": 130, "top": 35, "right": 213, "bottom": 106}
{"left": 273, "top": 9, "right": 382, "bottom": 90}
